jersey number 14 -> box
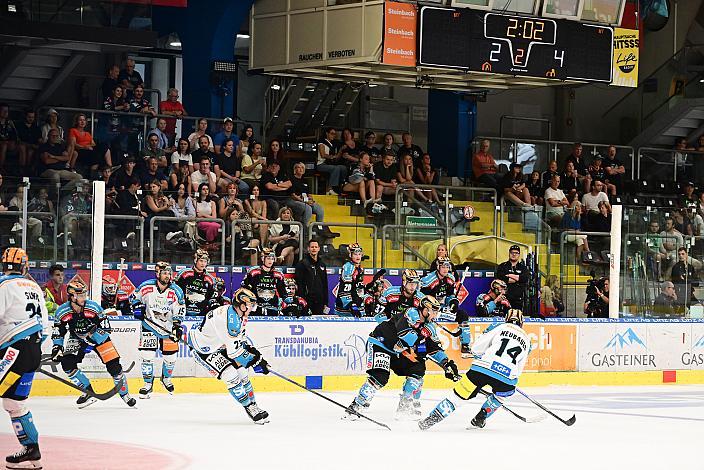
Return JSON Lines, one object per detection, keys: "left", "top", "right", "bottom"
{"left": 495, "top": 338, "right": 522, "bottom": 364}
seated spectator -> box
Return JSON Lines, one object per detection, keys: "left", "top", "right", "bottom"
{"left": 168, "top": 182, "right": 196, "bottom": 243}
{"left": 0, "top": 103, "right": 17, "bottom": 171}
{"left": 101, "top": 65, "right": 120, "bottom": 101}
{"left": 40, "top": 108, "right": 64, "bottom": 144}
{"left": 360, "top": 131, "right": 381, "bottom": 164}
{"left": 260, "top": 160, "right": 291, "bottom": 217}
{"left": 37, "top": 129, "right": 81, "bottom": 190}
{"left": 159, "top": 88, "right": 188, "bottom": 142}
{"left": 652, "top": 281, "right": 681, "bottom": 317}
{"left": 188, "top": 118, "right": 213, "bottom": 152}
{"left": 238, "top": 124, "right": 256, "bottom": 158}
{"left": 191, "top": 135, "right": 216, "bottom": 172}
{"left": 544, "top": 174, "right": 570, "bottom": 226}
{"left": 107, "top": 156, "right": 138, "bottom": 191}
{"left": 316, "top": 127, "right": 346, "bottom": 195}
{"left": 212, "top": 117, "right": 239, "bottom": 155}
{"left": 140, "top": 133, "right": 168, "bottom": 170}
{"left": 114, "top": 176, "right": 146, "bottom": 240}
{"left": 68, "top": 113, "right": 112, "bottom": 175}
{"left": 588, "top": 155, "right": 615, "bottom": 196}
{"left": 540, "top": 274, "right": 564, "bottom": 317}
{"left": 541, "top": 160, "right": 559, "bottom": 190}
{"left": 244, "top": 185, "right": 268, "bottom": 244}
{"left": 561, "top": 160, "right": 580, "bottom": 197}
{"left": 670, "top": 247, "right": 699, "bottom": 305}
{"left": 119, "top": 58, "right": 144, "bottom": 97}
{"left": 268, "top": 206, "right": 300, "bottom": 266}
{"left": 500, "top": 163, "right": 532, "bottom": 208}
{"left": 673, "top": 208, "right": 694, "bottom": 237}
{"left": 59, "top": 181, "right": 92, "bottom": 246}
{"left": 660, "top": 216, "right": 684, "bottom": 279}
{"left": 342, "top": 151, "right": 377, "bottom": 207}
{"left": 290, "top": 161, "right": 337, "bottom": 238}
{"left": 397, "top": 153, "right": 430, "bottom": 204}
{"left": 374, "top": 151, "right": 398, "bottom": 199}
{"left": 241, "top": 142, "right": 265, "bottom": 189}
{"left": 414, "top": 153, "right": 441, "bottom": 204}
{"left": 560, "top": 196, "right": 590, "bottom": 263}
{"left": 171, "top": 137, "right": 194, "bottom": 173}
{"left": 194, "top": 183, "right": 220, "bottom": 243}
{"left": 339, "top": 128, "right": 360, "bottom": 170}
{"left": 17, "top": 109, "right": 41, "bottom": 174}
{"left": 267, "top": 139, "right": 287, "bottom": 176}
{"left": 191, "top": 156, "right": 217, "bottom": 196}
{"left": 588, "top": 200, "right": 612, "bottom": 233}
{"left": 380, "top": 133, "right": 398, "bottom": 160}
{"left": 398, "top": 131, "right": 423, "bottom": 167}
{"left": 149, "top": 118, "right": 175, "bottom": 154}
{"left": 565, "top": 143, "right": 591, "bottom": 193}
{"left": 143, "top": 179, "right": 173, "bottom": 223}
{"left": 472, "top": 139, "right": 499, "bottom": 188}
{"left": 214, "top": 138, "right": 249, "bottom": 196}
{"left": 581, "top": 180, "right": 610, "bottom": 226}
{"left": 27, "top": 187, "right": 54, "bottom": 239}
{"left": 680, "top": 181, "right": 698, "bottom": 208}
{"left": 9, "top": 185, "right": 42, "bottom": 243}
{"left": 527, "top": 171, "right": 544, "bottom": 206}
{"left": 603, "top": 145, "right": 626, "bottom": 193}
{"left": 169, "top": 163, "right": 191, "bottom": 195}
{"left": 139, "top": 156, "right": 168, "bottom": 190}
{"left": 218, "top": 183, "right": 259, "bottom": 257}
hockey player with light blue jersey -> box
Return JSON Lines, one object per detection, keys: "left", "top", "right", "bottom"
{"left": 131, "top": 261, "right": 185, "bottom": 398}
{"left": 419, "top": 309, "right": 530, "bottom": 430}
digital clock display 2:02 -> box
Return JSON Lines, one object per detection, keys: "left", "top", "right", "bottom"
{"left": 484, "top": 13, "right": 557, "bottom": 68}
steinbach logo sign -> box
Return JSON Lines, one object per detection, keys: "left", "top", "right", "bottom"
{"left": 681, "top": 334, "right": 704, "bottom": 366}
{"left": 590, "top": 328, "right": 656, "bottom": 368}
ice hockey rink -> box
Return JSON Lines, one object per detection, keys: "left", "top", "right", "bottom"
{"left": 1, "top": 384, "right": 701, "bottom": 470}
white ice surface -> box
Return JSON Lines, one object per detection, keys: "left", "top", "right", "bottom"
{"left": 4, "top": 384, "right": 704, "bottom": 470}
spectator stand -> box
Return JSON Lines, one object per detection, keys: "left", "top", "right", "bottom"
{"left": 636, "top": 146, "right": 704, "bottom": 181}
{"left": 62, "top": 213, "right": 145, "bottom": 262}
{"left": 230, "top": 218, "right": 303, "bottom": 266}
{"left": 149, "top": 215, "right": 226, "bottom": 264}
{"left": 380, "top": 225, "right": 446, "bottom": 270}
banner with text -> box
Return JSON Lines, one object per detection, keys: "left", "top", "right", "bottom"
{"left": 612, "top": 28, "right": 639, "bottom": 88}
{"left": 382, "top": 1, "right": 417, "bottom": 66}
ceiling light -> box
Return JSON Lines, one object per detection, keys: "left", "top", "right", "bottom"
{"left": 237, "top": 34, "right": 250, "bottom": 39}
{"left": 169, "top": 41, "right": 182, "bottom": 47}
{"left": 270, "top": 84, "right": 282, "bottom": 91}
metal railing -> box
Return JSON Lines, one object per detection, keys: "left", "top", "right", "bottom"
{"left": 149, "top": 216, "right": 226, "bottom": 264}
{"left": 62, "top": 214, "right": 144, "bottom": 262}
{"left": 636, "top": 147, "right": 704, "bottom": 180}
{"left": 230, "top": 219, "right": 304, "bottom": 265}
{"left": 0, "top": 210, "right": 58, "bottom": 260}
{"left": 308, "top": 222, "right": 377, "bottom": 268}
{"left": 380, "top": 224, "right": 445, "bottom": 269}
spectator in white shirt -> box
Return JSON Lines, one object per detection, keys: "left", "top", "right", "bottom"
{"left": 544, "top": 175, "right": 570, "bottom": 226}
{"left": 191, "top": 156, "right": 217, "bottom": 195}
{"left": 171, "top": 137, "right": 194, "bottom": 173}
{"left": 581, "top": 180, "right": 611, "bottom": 227}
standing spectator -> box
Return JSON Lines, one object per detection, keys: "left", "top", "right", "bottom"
{"left": 290, "top": 161, "right": 337, "bottom": 237}
{"left": 526, "top": 171, "right": 544, "bottom": 206}
{"left": 171, "top": 137, "right": 194, "bottom": 173}
{"left": 565, "top": 143, "right": 592, "bottom": 193}
{"left": 101, "top": 65, "right": 120, "bottom": 101}
{"left": 295, "top": 239, "right": 329, "bottom": 315}
{"left": 244, "top": 185, "right": 268, "bottom": 244}
{"left": 496, "top": 245, "right": 529, "bottom": 312}
{"left": 187, "top": 118, "right": 213, "bottom": 152}
{"left": 17, "top": 109, "right": 41, "bottom": 174}
{"left": 588, "top": 155, "right": 615, "bottom": 196}
{"left": 268, "top": 206, "right": 300, "bottom": 266}
{"left": 0, "top": 103, "right": 17, "bottom": 171}
{"left": 68, "top": 113, "right": 112, "bottom": 175}
{"left": 59, "top": 181, "right": 92, "bottom": 246}
{"left": 191, "top": 135, "right": 216, "bottom": 172}
{"left": 169, "top": 164, "right": 192, "bottom": 195}
{"left": 360, "top": 131, "right": 381, "bottom": 164}
{"left": 652, "top": 281, "right": 680, "bottom": 317}
{"left": 194, "top": 183, "right": 219, "bottom": 243}
{"left": 472, "top": 139, "right": 499, "bottom": 188}
{"left": 119, "top": 58, "right": 144, "bottom": 96}
{"left": 670, "top": 247, "right": 697, "bottom": 306}
{"left": 398, "top": 132, "right": 423, "bottom": 167}
{"left": 645, "top": 220, "right": 665, "bottom": 281}
{"left": 107, "top": 156, "right": 138, "bottom": 191}
{"left": 190, "top": 156, "right": 217, "bottom": 195}
{"left": 241, "top": 141, "right": 265, "bottom": 189}
{"left": 149, "top": 118, "right": 175, "bottom": 154}
{"left": 127, "top": 84, "right": 156, "bottom": 153}
{"left": 159, "top": 87, "right": 188, "bottom": 142}
{"left": 581, "top": 180, "right": 610, "bottom": 226}
{"left": 660, "top": 217, "right": 684, "bottom": 280}
{"left": 103, "top": 84, "right": 130, "bottom": 163}
{"left": 316, "top": 127, "right": 346, "bottom": 195}
{"left": 500, "top": 163, "right": 532, "bottom": 208}
{"left": 140, "top": 133, "right": 168, "bottom": 170}
{"left": 113, "top": 176, "right": 146, "bottom": 240}
{"left": 260, "top": 161, "right": 292, "bottom": 217}
{"left": 544, "top": 174, "right": 569, "bottom": 226}
{"left": 342, "top": 152, "right": 377, "bottom": 207}
{"left": 674, "top": 137, "right": 693, "bottom": 180}
{"left": 37, "top": 129, "right": 81, "bottom": 190}
{"left": 40, "top": 108, "right": 64, "bottom": 144}
{"left": 584, "top": 278, "right": 609, "bottom": 318}
{"left": 542, "top": 160, "right": 559, "bottom": 190}
{"left": 238, "top": 124, "right": 255, "bottom": 158}
{"left": 212, "top": 117, "right": 240, "bottom": 155}
{"left": 139, "top": 156, "right": 168, "bottom": 190}
{"left": 374, "top": 151, "right": 398, "bottom": 199}
{"left": 380, "top": 132, "right": 398, "bottom": 160}
{"left": 267, "top": 139, "right": 287, "bottom": 175}
{"left": 214, "top": 138, "right": 249, "bottom": 196}
{"left": 604, "top": 145, "right": 626, "bottom": 194}
{"left": 44, "top": 264, "right": 68, "bottom": 317}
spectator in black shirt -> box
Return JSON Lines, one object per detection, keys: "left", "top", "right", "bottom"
{"left": 267, "top": 139, "right": 287, "bottom": 176}
{"left": 588, "top": 155, "right": 615, "bottom": 196}
{"left": 542, "top": 160, "right": 559, "bottom": 190}
{"left": 670, "top": 247, "right": 697, "bottom": 306}
{"left": 360, "top": 131, "right": 381, "bottom": 164}
{"left": 496, "top": 244, "right": 529, "bottom": 312}
{"left": 652, "top": 281, "right": 681, "bottom": 317}
{"left": 114, "top": 176, "right": 146, "bottom": 239}
{"left": 140, "top": 133, "right": 168, "bottom": 170}
{"left": 214, "top": 138, "right": 249, "bottom": 197}
{"left": 561, "top": 160, "right": 580, "bottom": 197}
{"left": 380, "top": 133, "right": 399, "bottom": 160}
{"left": 500, "top": 163, "right": 532, "bottom": 208}
{"left": 139, "top": 156, "right": 168, "bottom": 190}
{"left": 101, "top": 64, "right": 120, "bottom": 101}
{"left": 108, "top": 156, "right": 139, "bottom": 191}
{"left": 37, "top": 129, "right": 81, "bottom": 190}
{"left": 565, "top": 143, "right": 591, "bottom": 194}
{"left": 680, "top": 181, "right": 698, "bottom": 209}
{"left": 295, "top": 239, "right": 329, "bottom": 315}
{"left": 527, "top": 171, "right": 544, "bottom": 206}
{"left": 119, "top": 58, "right": 144, "bottom": 98}
{"left": 16, "top": 109, "right": 42, "bottom": 174}
{"left": 260, "top": 161, "right": 291, "bottom": 217}
{"left": 192, "top": 135, "right": 216, "bottom": 171}
{"left": 290, "top": 162, "right": 337, "bottom": 238}
{"left": 398, "top": 132, "right": 423, "bottom": 167}
{"left": 374, "top": 152, "right": 398, "bottom": 199}
{"left": 340, "top": 128, "right": 360, "bottom": 170}
{"left": 604, "top": 145, "right": 626, "bottom": 194}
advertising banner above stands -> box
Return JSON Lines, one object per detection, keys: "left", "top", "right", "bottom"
{"left": 382, "top": 1, "right": 417, "bottom": 66}
{"left": 611, "top": 28, "right": 639, "bottom": 88}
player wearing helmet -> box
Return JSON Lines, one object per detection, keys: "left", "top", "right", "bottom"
{"left": 241, "top": 248, "right": 287, "bottom": 316}
{"left": 131, "top": 261, "right": 185, "bottom": 398}
{"left": 374, "top": 268, "right": 426, "bottom": 323}
{"left": 101, "top": 276, "right": 131, "bottom": 316}
{"left": 0, "top": 248, "right": 50, "bottom": 469}
{"left": 52, "top": 280, "right": 136, "bottom": 408}
{"left": 363, "top": 269, "right": 390, "bottom": 318}
{"left": 187, "top": 287, "right": 272, "bottom": 424}
{"left": 335, "top": 243, "right": 366, "bottom": 316}
{"left": 207, "top": 277, "right": 232, "bottom": 311}
{"left": 344, "top": 296, "right": 460, "bottom": 421}
{"left": 281, "top": 278, "right": 311, "bottom": 317}
{"left": 176, "top": 249, "right": 216, "bottom": 316}
{"left": 476, "top": 279, "right": 511, "bottom": 318}
{"left": 419, "top": 309, "right": 530, "bottom": 431}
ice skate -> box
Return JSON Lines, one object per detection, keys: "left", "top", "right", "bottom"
{"left": 139, "top": 383, "right": 153, "bottom": 399}
{"left": 460, "top": 343, "right": 472, "bottom": 359}
{"left": 418, "top": 410, "right": 444, "bottom": 431}
{"left": 5, "top": 444, "right": 42, "bottom": 469}
{"left": 121, "top": 393, "right": 137, "bottom": 408}
{"left": 395, "top": 395, "right": 420, "bottom": 421}
{"left": 160, "top": 377, "right": 175, "bottom": 395}
{"left": 244, "top": 402, "right": 269, "bottom": 424}
{"left": 469, "top": 409, "right": 487, "bottom": 429}
{"left": 76, "top": 387, "right": 97, "bottom": 409}
{"left": 342, "top": 400, "right": 362, "bottom": 421}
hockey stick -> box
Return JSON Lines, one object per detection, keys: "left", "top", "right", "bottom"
{"left": 436, "top": 321, "right": 462, "bottom": 337}
{"left": 113, "top": 257, "right": 126, "bottom": 309}
{"left": 40, "top": 356, "right": 136, "bottom": 374}
{"left": 476, "top": 389, "right": 545, "bottom": 424}
{"left": 267, "top": 369, "right": 391, "bottom": 431}
{"left": 36, "top": 367, "right": 121, "bottom": 400}
{"left": 141, "top": 316, "right": 180, "bottom": 342}
{"left": 516, "top": 388, "right": 576, "bottom": 426}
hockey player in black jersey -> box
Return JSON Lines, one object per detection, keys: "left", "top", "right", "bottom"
{"left": 476, "top": 279, "right": 511, "bottom": 318}
{"left": 374, "top": 269, "right": 425, "bottom": 323}
{"left": 335, "top": 243, "right": 366, "bottom": 316}
{"left": 241, "top": 248, "right": 287, "bottom": 316}
{"left": 281, "top": 278, "right": 311, "bottom": 317}
{"left": 175, "top": 249, "right": 216, "bottom": 316}
{"left": 207, "top": 277, "right": 231, "bottom": 311}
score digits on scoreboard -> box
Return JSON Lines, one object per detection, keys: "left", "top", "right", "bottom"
{"left": 484, "top": 14, "right": 558, "bottom": 69}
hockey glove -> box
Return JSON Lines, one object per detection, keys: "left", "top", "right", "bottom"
{"left": 350, "top": 305, "right": 361, "bottom": 318}
{"left": 131, "top": 303, "right": 145, "bottom": 320}
{"left": 442, "top": 360, "right": 460, "bottom": 382}
{"left": 170, "top": 321, "right": 183, "bottom": 343}
{"left": 252, "top": 357, "right": 270, "bottom": 375}
{"left": 51, "top": 345, "right": 63, "bottom": 363}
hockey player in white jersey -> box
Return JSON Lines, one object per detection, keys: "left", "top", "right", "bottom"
{"left": 187, "top": 287, "right": 271, "bottom": 424}
{"left": 0, "top": 248, "right": 49, "bottom": 469}
{"left": 418, "top": 309, "right": 530, "bottom": 430}
{"left": 131, "top": 261, "right": 185, "bottom": 398}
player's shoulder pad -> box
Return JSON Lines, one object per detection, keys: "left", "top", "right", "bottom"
{"left": 484, "top": 321, "right": 501, "bottom": 333}
{"left": 226, "top": 305, "right": 242, "bottom": 337}
{"left": 176, "top": 268, "right": 194, "bottom": 280}
{"left": 421, "top": 271, "right": 438, "bottom": 284}
{"left": 383, "top": 286, "right": 401, "bottom": 297}
{"left": 204, "top": 272, "right": 216, "bottom": 284}
{"left": 137, "top": 278, "right": 157, "bottom": 290}
{"left": 84, "top": 299, "right": 104, "bottom": 313}
{"left": 170, "top": 283, "right": 185, "bottom": 302}
{"left": 299, "top": 297, "right": 308, "bottom": 307}
{"left": 446, "top": 272, "right": 457, "bottom": 283}
{"left": 248, "top": 266, "right": 262, "bottom": 276}
{"left": 55, "top": 302, "right": 72, "bottom": 320}
{"left": 341, "top": 262, "right": 355, "bottom": 276}
{"left": 273, "top": 270, "right": 284, "bottom": 279}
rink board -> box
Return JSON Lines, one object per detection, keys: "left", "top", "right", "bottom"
{"left": 34, "top": 318, "right": 704, "bottom": 395}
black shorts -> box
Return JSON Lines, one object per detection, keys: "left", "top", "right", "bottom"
{"left": 0, "top": 334, "right": 42, "bottom": 401}
{"left": 465, "top": 369, "right": 515, "bottom": 399}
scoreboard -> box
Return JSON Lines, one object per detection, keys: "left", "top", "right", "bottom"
{"left": 418, "top": 6, "right": 614, "bottom": 82}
